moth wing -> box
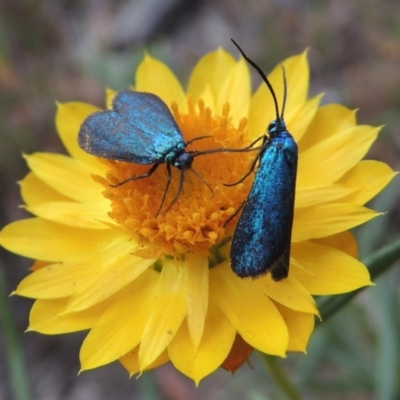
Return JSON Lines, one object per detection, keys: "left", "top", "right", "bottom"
{"left": 79, "top": 111, "right": 161, "bottom": 163}
{"left": 231, "top": 138, "right": 297, "bottom": 280}
{"left": 113, "top": 91, "right": 185, "bottom": 156}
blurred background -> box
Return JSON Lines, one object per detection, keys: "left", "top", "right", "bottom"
{"left": 0, "top": 0, "right": 399, "bottom": 399}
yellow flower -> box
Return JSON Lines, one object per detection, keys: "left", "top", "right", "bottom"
{"left": 0, "top": 47, "right": 396, "bottom": 384}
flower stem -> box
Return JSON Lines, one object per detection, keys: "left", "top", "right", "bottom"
{"left": 260, "top": 354, "right": 303, "bottom": 400}
{"left": 0, "top": 263, "right": 32, "bottom": 400}
{"left": 318, "top": 237, "right": 400, "bottom": 321}
{"left": 374, "top": 276, "right": 399, "bottom": 400}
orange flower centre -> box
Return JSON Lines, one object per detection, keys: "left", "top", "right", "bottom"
{"left": 98, "top": 98, "right": 257, "bottom": 256}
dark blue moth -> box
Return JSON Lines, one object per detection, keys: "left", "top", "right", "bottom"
{"left": 79, "top": 90, "right": 223, "bottom": 214}
{"left": 229, "top": 40, "right": 298, "bottom": 281}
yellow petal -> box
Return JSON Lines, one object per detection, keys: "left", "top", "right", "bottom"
{"left": 274, "top": 303, "right": 314, "bottom": 352}
{"left": 269, "top": 50, "right": 310, "bottom": 114}
{"left": 339, "top": 160, "right": 398, "bottom": 205}
{"left": 15, "top": 239, "right": 138, "bottom": 299}
{"left": 217, "top": 57, "right": 251, "bottom": 126}
{"left": 80, "top": 270, "right": 159, "bottom": 370}
{"left": 15, "top": 260, "right": 103, "bottom": 299}
{"left": 312, "top": 231, "right": 358, "bottom": 259}
{"left": 247, "top": 81, "right": 277, "bottom": 139}
{"left": 136, "top": 53, "right": 187, "bottom": 113}
{"left": 31, "top": 260, "right": 52, "bottom": 271}
{"left": 20, "top": 173, "right": 70, "bottom": 206}
{"left": 168, "top": 303, "right": 236, "bottom": 384}
{"left": 184, "top": 254, "right": 208, "bottom": 349}
{"left": 293, "top": 204, "right": 379, "bottom": 242}
{"left": 298, "top": 125, "right": 381, "bottom": 187}
{"left": 253, "top": 275, "right": 318, "bottom": 315}
{"left": 291, "top": 241, "right": 372, "bottom": 295}
{"left": 28, "top": 298, "right": 108, "bottom": 334}
{"left": 299, "top": 104, "right": 357, "bottom": 151}
{"left": 280, "top": 50, "right": 310, "bottom": 107}
{"left": 24, "top": 153, "right": 105, "bottom": 203}
{"left": 26, "top": 201, "right": 112, "bottom": 230}
{"left": 0, "top": 218, "right": 120, "bottom": 261}
{"left": 188, "top": 48, "right": 236, "bottom": 103}
{"left": 194, "top": 85, "right": 216, "bottom": 115}
{"left": 56, "top": 102, "right": 104, "bottom": 167}
{"left": 139, "top": 259, "right": 187, "bottom": 369}
{"left": 248, "top": 50, "right": 309, "bottom": 139}
{"left": 287, "top": 95, "right": 322, "bottom": 142}
{"left": 296, "top": 184, "right": 356, "bottom": 208}
{"left": 119, "top": 346, "right": 169, "bottom": 376}
{"left": 210, "top": 262, "right": 288, "bottom": 356}
{"left": 65, "top": 254, "right": 155, "bottom": 312}
{"left": 106, "top": 88, "right": 117, "bottom": 109}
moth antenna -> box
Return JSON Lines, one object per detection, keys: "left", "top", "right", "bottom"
{"left": 231, "top": 38, "right": 280, "bottom": 121}
{"left": 280, "top": 65, "right": 287, "bottom": 119}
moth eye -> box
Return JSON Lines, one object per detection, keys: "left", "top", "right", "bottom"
{"left": 268, "top": 122, "right": 277, "bottom": 132}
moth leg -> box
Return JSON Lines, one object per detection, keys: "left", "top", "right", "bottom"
{"left": 110, "top": 163, "right": 159, "bottom": 187}
{"left": 223, "top": 201, "right": 245, "bottom": 227}
{"left": 189, "top": 167, "right": 214, "bottom": 197}
{"left": 224, "top": 137, "right": 271, "bottom": 186}
{"left": 162, "top": 165, "right": 185, "bottom": 215}
{"left": 157, "top": 163, "right": 173, "bottom": 216}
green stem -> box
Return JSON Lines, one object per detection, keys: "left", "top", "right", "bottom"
{"left": 374, "top": 277, "right": 399, "bottom": 400}
{"left": 260, "top": 354, "right": 303, "bottom": 400}
{"left": 138, "top": 372, "right": 162, "bottom": 400}
{"left": 0, "top": 264, "right": 33, "bottom": 400}
{"left": 318, "top": 237, "right": 400, "bottom": 321}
